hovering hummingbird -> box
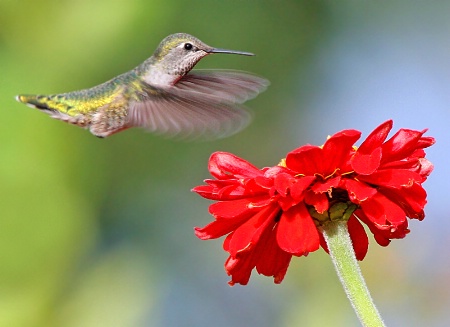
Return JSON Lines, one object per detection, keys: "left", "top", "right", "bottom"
{"left": 15, "top": 33, "right": 268, "bottom": 139}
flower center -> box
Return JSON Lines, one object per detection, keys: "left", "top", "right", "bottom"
{"left": 278, "top": 158, "right": 287, "bottom": 167}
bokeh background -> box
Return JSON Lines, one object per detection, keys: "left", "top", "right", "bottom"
{"left": 1, "top": 1, "right": 449, "bottom": 326}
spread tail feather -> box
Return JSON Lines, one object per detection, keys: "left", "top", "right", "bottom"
{"left": 16, "top": 94, "right": 53, "bottom": 110}
{"left": 16, "top": 94, "right": 73, "bottom": 115}
{"left": 15, "top": 94, "right": 90, "bottom": 131}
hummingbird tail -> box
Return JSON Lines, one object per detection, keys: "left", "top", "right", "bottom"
{"left": 15, "top": 94, "right": 89, "bottom": 129}
{"left": 16, "top": 94, "right": 58, "bottom": 112}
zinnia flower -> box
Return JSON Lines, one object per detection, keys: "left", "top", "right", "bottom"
{"left": 193, "top": 120, "right": 434, "bottom": 285}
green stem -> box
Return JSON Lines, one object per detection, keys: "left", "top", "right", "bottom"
{"left": 321, "top": 221, "right": 386, "bottom": 327}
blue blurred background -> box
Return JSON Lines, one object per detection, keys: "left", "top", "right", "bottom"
{"left": 1, "top": 1, "right": 449, "bottom": 326}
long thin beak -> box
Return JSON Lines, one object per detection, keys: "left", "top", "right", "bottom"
{"left": 207, "top": 48, "right": 255, "bottom": 56}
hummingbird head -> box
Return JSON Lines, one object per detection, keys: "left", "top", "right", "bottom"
{"left": 152, "top": 33, "right": 254, "bottom": 77}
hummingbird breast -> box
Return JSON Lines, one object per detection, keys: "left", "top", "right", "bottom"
{"left": 138, "top": 50, "right": 205, "bottom": 88}
{"left": 139, "top": 62, "right": 184, "bottom": 87}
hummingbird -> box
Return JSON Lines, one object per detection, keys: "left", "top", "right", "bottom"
{"left": 16, "top": 33, "right": 268, "bottom": 139}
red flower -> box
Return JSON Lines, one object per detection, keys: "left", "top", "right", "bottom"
{"left": 193, "top": 120, "right": 434, "bottom": 285}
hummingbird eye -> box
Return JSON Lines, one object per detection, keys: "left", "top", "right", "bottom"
{"left": 184, "top": 43, "right": 193, "bottom": 51}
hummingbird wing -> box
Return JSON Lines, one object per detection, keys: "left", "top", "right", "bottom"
{"left": 127, "top": 70, "right": 269, "bottom": 140}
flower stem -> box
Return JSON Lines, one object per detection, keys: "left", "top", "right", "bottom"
{"left": 321, "top": 221, "right": 386, "bottom": 327}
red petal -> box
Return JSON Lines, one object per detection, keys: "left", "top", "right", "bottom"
{"left": 209, "top": 198, "right": 257, "bottom": 219}
{"left": 225, "top": 254, "right": 253, "bottom": 286}
{"left": 256, "top": 224, "right": 292, "bottom": 284}
{"left": 263, "top": 165, "right": 292, "bottom": 179}
{"left": 360, "top": 192, "right": 406, "bottom": 226}
{"left": 274, "top": 173, "right": 296, "bottom": 196}
{"left": 225, "top": 215, "right": 279, "bottom": 286}
{"left": 417, "top": 136, "right": 435, "bottom": 149}
{"left": 304, "top": 191, "right": 329, "bottom": 214}
{"left": 192, "top": 183, "right": 249, "bottom": 201}
{"left": 194, "top": 198, "right": 266, "bottom": 240}
{"left": 353, "top": 209, "right": 392, "bottom": 247}
{"left": 418, "top": 158, "right": 434, "bottom": 177}
{"left": 352, "top": 147, "right": 382, "bottom": 175}
{"left": 276, "top": 203, "right": 320, "bottom": 255}
{"left": 277, "top": 195, "right": 297, "bottom": 211}
{"left": 347, "top": 215, "right": 369, "bottom": 260}
{"left": 373, "top": 234, "right": 391, "bottom": 247}
{"left": 215, "top": 185, "right": 251, "bottom": 200}
{"left": 192, "top": 185, "right": 216, "bottom": 198}
{"left": 290, "top": 176, "right": 316, "bottom": 201}
{"left": 386, "top": 219, "right": 410, "bottom": 239}
{"left": 254, "top": 175, "right": 273, "bottom": 189}
{"left": 358, "top": 120, "right": 393, "bottom": 153}
{"left": 225, "top": 220, "right": 293, "bottom": 285}
{"left": 378, "top": 184, "right": 427, "bottom": 220}
{"left": 228, "top": 205, "right": 279, "bottom": 257}
{"left": 370, "top": 218, "right": 410, "bottom": 246}
{"left": 380, "top": 157, "right": 421, "bottom": 171}
{"left": 381, "top": 128, "right": 426, "bottom": 164}
{"left": 340, "top": 179, "right": 377, "bottom": 203}
{"left": 311, "top": 176, "right": 341, "bottom": 193}
{"left": 322, "top": 129, "right": 361, "bottom": 175}
{"left": 357, "top": 169, "right": 424, "bottom": 188}
{"left": 209, "top": 152, "right": 262, "bottom": 179}
{"left": 286, "top": 145, "right": 324, "bottom": 176}
{"left": 195, "top": 217, "right": 246, "bottom": 240}
{"left": 223, "top": 232, "right": 233, "bottom": 251}
{"left": 194, "top": 210, "right": 253, "bottom": 240}
{"left": 319, "top": 232, "right": 329, "bottom": 254}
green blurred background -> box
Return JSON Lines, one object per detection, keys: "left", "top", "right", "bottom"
{"left": 1, "top": 1, "right": 449, "bottom": 326}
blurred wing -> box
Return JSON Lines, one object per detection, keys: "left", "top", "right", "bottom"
{"left": 127, "top": 70, "right": 269, "bottom": 140}
{"left": 174, "top": 70, "right": 269, "bottom": 104}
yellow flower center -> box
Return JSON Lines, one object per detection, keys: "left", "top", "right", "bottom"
{"left": 278, "top": 158, "right": 287, "bottom": 167}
